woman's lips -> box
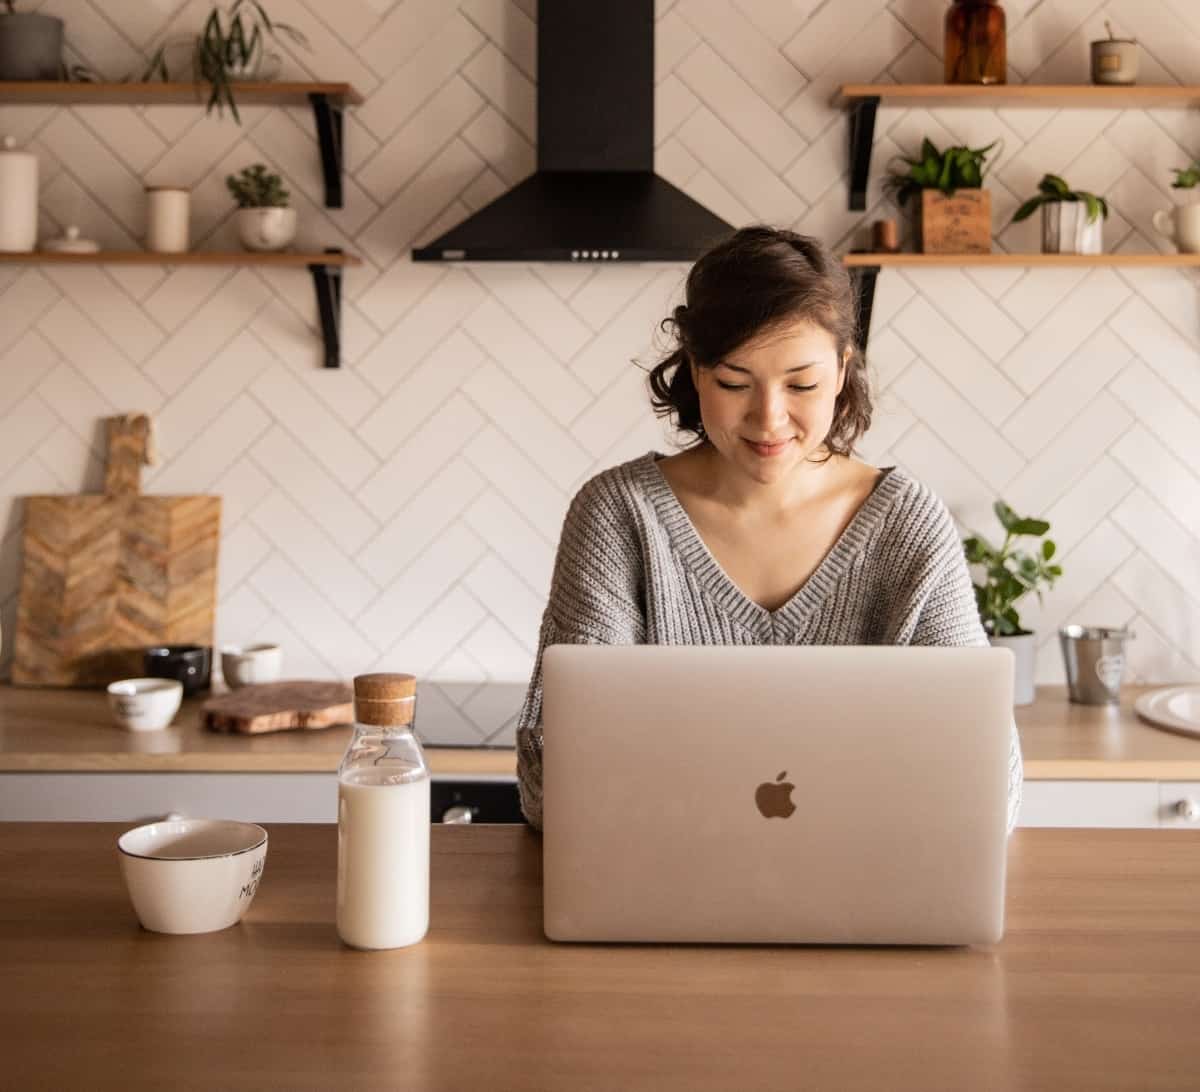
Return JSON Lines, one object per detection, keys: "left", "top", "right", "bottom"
{"left": 743, "top": 438, "right": 792, "bottom": 457}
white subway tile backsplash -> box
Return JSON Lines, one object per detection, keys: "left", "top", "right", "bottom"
{"left": 1, "top": 0, "right": 1197, "bottom": 732}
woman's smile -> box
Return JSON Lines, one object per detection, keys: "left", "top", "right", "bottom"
{"left": 743, "top": 438, "right": 793, "bottom": 457}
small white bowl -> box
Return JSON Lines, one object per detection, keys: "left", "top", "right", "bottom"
{"left": 220, "top": 643, "right": 283, "bottom": 689}
{"left": 107, "top": 677, "right": 183, "bottom": 731}
{"left": 117, "top": 818, "right": 268, "bottom": 934}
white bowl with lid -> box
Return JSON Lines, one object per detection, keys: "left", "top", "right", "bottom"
{"left": 117, "top": 818, "right": 268, "bottom": 934}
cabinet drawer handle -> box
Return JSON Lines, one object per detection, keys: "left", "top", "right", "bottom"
{"left": 1174, "top": 799, "right": 1200, "bottom": 821}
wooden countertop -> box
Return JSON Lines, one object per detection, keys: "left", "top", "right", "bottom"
{"left": 2, "top": 683, "right": 1199, "bottom": 778}
{"left": 0, "top": 685, "right": 515, "bottom": 776}
{"left": 1, "top": 822, "right": 1197, "bottom": 1090}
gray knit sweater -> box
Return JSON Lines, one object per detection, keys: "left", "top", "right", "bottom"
{"left": 516, "top": 452, "right": 1023, "bottom": 833}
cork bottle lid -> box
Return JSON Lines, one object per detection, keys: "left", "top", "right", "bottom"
{"left": 354, "top": 673, "right": 417, "bottom": 726}
{"left": 354, "top": 673, "right": 416, "bottom": 701}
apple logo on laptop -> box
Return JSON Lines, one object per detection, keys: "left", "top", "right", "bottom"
{"left": 755, "top": 771, "right": 796, "bottom": 819}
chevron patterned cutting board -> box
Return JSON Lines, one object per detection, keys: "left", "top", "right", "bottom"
{"left": 12, "top": 414, "right": 221, "bottom": 688}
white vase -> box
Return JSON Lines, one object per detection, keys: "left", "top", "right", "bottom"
{"left": 1042, "top": 203, "right": 1103, "bottom": 255}
{"left": 0, "top": 134, "right": 38, "bottom": 253}
{"left": 237, "top": 207, "right": 296, "bottom": 252}
{"left": 989, "top": 632, "right": 1037, "bottom": 706}
{"left": 145, "top": 186, "right": 190, "bottom": 253}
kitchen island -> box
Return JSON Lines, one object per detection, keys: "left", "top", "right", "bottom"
{"left": 1, "top": 822, "right": 1198, "bottom": 1090}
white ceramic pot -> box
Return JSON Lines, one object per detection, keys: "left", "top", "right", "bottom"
{"left": 1152, "top": 202, "right": 1200, "bottom": 254}
{"left": 988, "top": 633, "right": 1036, "bottom": 706}
{"left": 0, "top": 134, "right": 38, "bottom": 252}
{"left": 106, "top": 677, "right": 183, "bottom": 732}
{"left": 117, "top": 818, "right": 267, "bottom": 935}
{"left": 237, "top": 207, "right": 297, "bottom": 252}
{"left": 221, "top": 642, "right": 283, "bottom": 689}
{"left": 1042, "top": 202, "right": 1103, "bottom": 255}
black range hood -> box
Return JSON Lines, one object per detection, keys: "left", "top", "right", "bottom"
{"left": 412, "top": 0, "right": 736, "bottom": 263}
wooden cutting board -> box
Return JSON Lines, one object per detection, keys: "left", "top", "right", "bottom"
{"left": 12, "top": 414, "right": 221, "bottom": 688}
{"left": 203, "top": 681, "right": 354, "bottom": 734}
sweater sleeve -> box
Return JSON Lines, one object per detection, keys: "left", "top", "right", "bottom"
{"left": 895, "top": 491, "right": 1024, "bottom": 835}
{"left": 516, "top": 473, "right": 646, "bottom": 830}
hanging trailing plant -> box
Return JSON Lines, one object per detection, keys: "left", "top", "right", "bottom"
{"left": 141, "top": 1, "right": 309, "bottom": 124}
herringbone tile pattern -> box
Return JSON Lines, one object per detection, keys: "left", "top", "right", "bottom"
{"left": 1, "top": 0, "right": 1198, "bottom": 743}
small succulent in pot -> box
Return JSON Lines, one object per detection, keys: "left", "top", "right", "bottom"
{"left": 1011, "top": 173, "right": 1109, "bottom": 255}
{"left": 226, "top": 163, "right": 296, "bottom": 251}
{"left": 1153, "top": 160, "right": 1200, "bottom": 253}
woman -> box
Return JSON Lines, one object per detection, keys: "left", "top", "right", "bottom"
{"left": 516, "top": 226, "right": 1022, "bottom": 832}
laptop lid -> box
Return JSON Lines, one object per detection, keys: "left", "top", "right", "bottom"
{"left": 541, "top": 645, "right": 1013, "bottom": 946}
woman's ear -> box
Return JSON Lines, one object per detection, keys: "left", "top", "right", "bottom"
{"left": 835, "top": 346, "right": 851, "bottom": 396}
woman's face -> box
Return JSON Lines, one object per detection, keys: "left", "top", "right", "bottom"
{"left": 690, "top": 317, "right": 848, "bottom": 485}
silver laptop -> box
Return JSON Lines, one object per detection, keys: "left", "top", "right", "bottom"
{"left": 541, "top": 645, "right": 1013, "bottom": 946}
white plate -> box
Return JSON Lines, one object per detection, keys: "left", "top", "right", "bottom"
{"left": 1134, "top": 686, "right": 1200, "bottom": 739}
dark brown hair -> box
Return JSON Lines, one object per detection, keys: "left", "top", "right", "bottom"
{"left": 647, "top": 226, "right": 872, "bottom": 458}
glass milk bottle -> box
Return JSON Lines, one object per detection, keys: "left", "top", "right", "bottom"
{"left": 336, "top": 673, "right": 430, "bottom": 949}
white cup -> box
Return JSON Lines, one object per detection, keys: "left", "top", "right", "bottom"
{"left": 106, "top": 677, "right": 183, "bottom": 732}
{"left": 118, "top": 818, "right": 268, "bottom": 934}
{"left": 1152, "top": 203, "right": 1200, "bottom": 254}
{"left": 145, "top": 186, "right": 190, "bottom": 253}
{"left": 220, "top": 642, "right": 284, "bottom": 689}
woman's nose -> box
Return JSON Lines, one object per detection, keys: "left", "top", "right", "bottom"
{"left": 749, "top": 389, "right": 789, "bottom": 430}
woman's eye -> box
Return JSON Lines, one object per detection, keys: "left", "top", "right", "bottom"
{"left": 715, "top": 381, "right": 748, "bottom": 391}
{"left": 789, "top": 384, "right": 818, "bottom": 392}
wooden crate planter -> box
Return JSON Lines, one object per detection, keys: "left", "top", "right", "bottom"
{"left": 919, "top": 189, "right": 992, "bottom": 254}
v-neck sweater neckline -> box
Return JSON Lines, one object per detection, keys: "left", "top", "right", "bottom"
{"left": 634, "top": 451, "right": 907, "bottom": 631}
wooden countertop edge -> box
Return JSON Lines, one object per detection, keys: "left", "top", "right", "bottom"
{"left": 1, "top": 755, "right": 1196, "bottom": 779}
{"left": 0, "top": 749, "right": 518, "bottom": 776}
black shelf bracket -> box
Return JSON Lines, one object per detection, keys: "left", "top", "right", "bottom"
{"left": 310, "top": 92, "right": 344, "bottom": 209}
{"left": 309, "top": 249, "right": 344, "bottom": 368}
{"left": 851, "top": 261, "right": 881, "bottom": 352}
{"left": 848, "top": 96, "right": 880, "bottom": 212}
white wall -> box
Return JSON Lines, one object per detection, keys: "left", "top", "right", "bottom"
{"left": 1, "top": 0, "right": 1198, "bottom": 744}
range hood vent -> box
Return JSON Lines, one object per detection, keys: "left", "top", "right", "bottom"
{"left": 412, "top": 0, "right": 735, "bottom": 263}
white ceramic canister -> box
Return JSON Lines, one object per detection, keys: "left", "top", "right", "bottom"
{"left": 0, "top": 135, "right": 39, "bottom": 253}
{"left": 145, "top": 186, "right": 190, "bottom": 254}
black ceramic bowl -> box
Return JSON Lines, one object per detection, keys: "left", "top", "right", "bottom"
{"left": 143, "top": 644, "right": 212, "bottom": 696}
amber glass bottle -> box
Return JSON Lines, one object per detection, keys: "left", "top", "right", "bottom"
{"left": 945, "top": 0, "right": 1007, "bottom": 85}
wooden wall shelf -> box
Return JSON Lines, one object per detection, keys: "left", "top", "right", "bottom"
{"left": 0, "top": 80, "right": 363, "bottom": 106}
{"left": 842, "top": 252, "right": 1200, "bottom": 345}
{"left": 837, "top": 84, "right": 1200, "bottom": 109}
{"left": 843, "top": 252, "right": 1200, "bottom": 268}
{"left": 0, "top": 249, "right": 360, "bottom": 367}
{"left": 0, "top": 81, "right": 361, "bottom": 208}
{"left": 0, "top": 250, "right": 362, "bottom": 267}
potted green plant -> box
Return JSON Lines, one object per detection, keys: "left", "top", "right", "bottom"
{"left": 0, "top": 1, "right": 63, "bottom": 80}
{"left": 885, "top": 138, "right": 997, "bottom": 254}
{"left": 226, "top": 163, "right": 296, "bottom": 251}
{"left": 1011, "top": 173, "right": 1109, "bottom": 255}
{"left": 963, "top": 500, "right": 1063, "bottom": 706}
{"left": 143, "top": 1, "right": 309, "bottom": 124}
{"left": 1152, "top": 160, "right": 1200, "bottom": 254}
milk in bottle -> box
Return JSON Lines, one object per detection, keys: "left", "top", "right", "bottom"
{"left": 336, "top": 673, "right": 430, "bottom": 949}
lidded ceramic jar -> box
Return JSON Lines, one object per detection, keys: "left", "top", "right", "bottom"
{"left": 0, "top": 135, "right": 38, "bottom": 252}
